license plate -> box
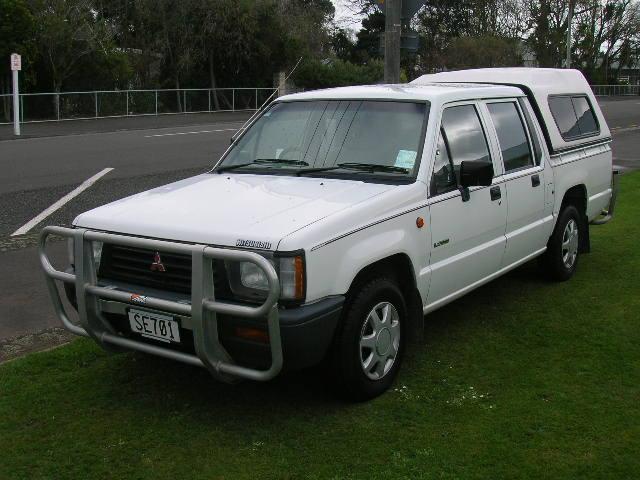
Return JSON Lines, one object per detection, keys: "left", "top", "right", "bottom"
{"left": 128, "top": 309, "right": 181, "bottom": 344}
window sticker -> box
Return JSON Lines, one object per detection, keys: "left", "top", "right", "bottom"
{"left": 275, "top": 148, "right": 284, "bottom": 159}
{"left": 395, "top": 150, "right": 417, "bottom": 169}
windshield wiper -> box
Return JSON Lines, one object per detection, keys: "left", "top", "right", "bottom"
{"left": 336, "top": 162, "right": 410, "bottom": 174}
{"left": 296, "top": 165, "right": 342, "bottom": 176}
{"left": 254, "top": 158, "right": 309, "bottom": 166}
{"left": 296, "top": 162, "right": 410, "bottom": 176}
{"left": 216, "top": 158, "right": 309, "bottom": 173}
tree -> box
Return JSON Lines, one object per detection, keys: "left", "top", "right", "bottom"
{"left": 415, "top": 0, "right": 473, "bottom": 72}
{"left": 293, "top": 58, "right": 383, "bottom": 88}
{"left": 331, "top": 27, "right": 357, "bottom": 62}
{"left": 573, "top": 0, "right": 640, "bottom": 82}
{"left": 0, "top": 0, "right": 35, "bottom": 119}
{"left": 29, "top": 0, "right": 116, "bottom": 93}
{"left": 444, "top": 35, "right": 522, "bottom": 69}
{"left": 352, "top": 10, "right": 384, "bottom": 63}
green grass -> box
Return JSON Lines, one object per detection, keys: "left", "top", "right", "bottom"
{"left": 2, "top": 173, "right": 640, "bottom": 480}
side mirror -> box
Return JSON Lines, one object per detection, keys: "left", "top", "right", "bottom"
{"left": 459, "top": 160, "right": 494, "bottom": 188}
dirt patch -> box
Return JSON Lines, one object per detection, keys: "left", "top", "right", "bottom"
{"left": 0, "top": 327, "right": 75, "bottom": 363}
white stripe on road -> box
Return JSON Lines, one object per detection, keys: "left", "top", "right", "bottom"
{"left": 144, "top": 128, "right": 237, "bottom": 138}
{"left": 611, "top": 125, "right": 640, "bottom": 134}
{"left": 11, "top": 168, "right": 114, "bottom": 236}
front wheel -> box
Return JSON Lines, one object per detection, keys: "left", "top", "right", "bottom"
{"left": 542, "top": 204, "right": 581, "bottom": 281}
{"left": 328, "top": 277, "right": 407, "bottom": 401}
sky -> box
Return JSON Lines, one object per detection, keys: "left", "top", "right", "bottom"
{"left": 332, "top": 0, "right": 366, "bottom": 29}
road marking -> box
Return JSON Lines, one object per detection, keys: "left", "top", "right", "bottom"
{"left": 611, "top": 125, "right": 640, "bottom": 134}
{"left": 144, "top": 128, "right": 237, "bottom": 138}
{"left": 11, "top": 168, "right": 114, "bottom": 236}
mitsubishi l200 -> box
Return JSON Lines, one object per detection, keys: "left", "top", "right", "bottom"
{"left": 40, "top": 68, "right": 618, "bottom": 400}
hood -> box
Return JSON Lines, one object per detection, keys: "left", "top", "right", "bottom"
{"left": 74, "top": 173, "right": 394, "bottom": 249}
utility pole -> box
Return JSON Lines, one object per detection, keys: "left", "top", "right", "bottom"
{"left": 565, "top": 0, "right": 575, "bottom": 68}
{"left": 384, "top": 0, "right": 402, "bottom": 83}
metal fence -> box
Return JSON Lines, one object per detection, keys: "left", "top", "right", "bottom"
{"left": 2, "top": 84, "right": 637, "bottom": 125}
{"left": 591, "top": 84, "right": 640, "bottom": 96}
{"left": 0, "top": 88, "right": 278, "bottom": 125}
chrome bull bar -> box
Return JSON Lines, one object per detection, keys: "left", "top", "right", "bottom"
{"left": 38, "top": 226, "right": 283, "bottom": 382}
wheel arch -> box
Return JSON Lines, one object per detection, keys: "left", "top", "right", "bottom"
{"left": 346, "top": 253, "right": 424, "bottom": 341}
{"left": 558, "top": 183, "right": 590, "bottom": 253}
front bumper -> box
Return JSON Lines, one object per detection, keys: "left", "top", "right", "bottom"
{"left": 40, "top": 226, "right": 342, "bottom": 382}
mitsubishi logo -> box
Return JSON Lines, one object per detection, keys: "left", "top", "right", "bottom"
{"left": 150, "top": 251, "right": 166, "bottom": 272}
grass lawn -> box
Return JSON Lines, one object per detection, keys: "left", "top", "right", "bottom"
{"left": 1, "top": 173, "right": 639, "bottom": 480}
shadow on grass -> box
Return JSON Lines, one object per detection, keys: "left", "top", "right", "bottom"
{"left": 87, "top": 258, "right": 548, "bottom": 419}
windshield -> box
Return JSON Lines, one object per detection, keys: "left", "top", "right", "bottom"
{"left": 217, "top": 100, "right": 428, "bottom": 181}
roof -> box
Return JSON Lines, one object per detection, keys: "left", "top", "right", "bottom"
{"left": 411, "top": 68, "right": 611, "bottom": 153}
{"left": 411, "top": 67, "right": 591, "bottom": 95}
{"left": 278, "top": 83, "right": 523, "bottom": 103}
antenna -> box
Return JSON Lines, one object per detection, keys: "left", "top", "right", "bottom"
{"left": 232, "top": 57, "right": 303, "bottom": 141}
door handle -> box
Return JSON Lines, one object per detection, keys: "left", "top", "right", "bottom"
{"left": 490, "top": 186, "right": 501, "bottom": 201}
{"left": 531, "top": 174, "right": 540, "bottom": 187}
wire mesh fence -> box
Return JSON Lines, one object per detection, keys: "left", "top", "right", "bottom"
{"left": 0, "top": 88, "right": 278, "bottom": 124}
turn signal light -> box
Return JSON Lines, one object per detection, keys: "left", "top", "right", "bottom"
{"left": 279, "top": 255, "right": 305, "bottom": 300}
{"left": 294, "top": 255, "right": 304, "bottom": 299}
{"left": 234, "top": 326, "right": 269, "bottom": 344}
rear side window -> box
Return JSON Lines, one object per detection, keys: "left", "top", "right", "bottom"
{"left": 572, "top": 96, "right": 598, "bottom": 136}
{"left": 518, "top": 98, "right": 543, "bottom": 165}
{"left": 430, "top": 104, "right": 491, "bottom": 196}
{"left": 548, "top": 95, "right": 599, "bottom": 140}
{"left": 487, "top": 101, "right": 534, "bottom": 172}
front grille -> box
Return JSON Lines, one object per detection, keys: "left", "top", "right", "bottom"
{"left": 98, "top": 244, "right": 230, "bottom": 297}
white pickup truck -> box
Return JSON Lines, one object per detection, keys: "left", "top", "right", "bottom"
{"left": 40, "top": 68, "right": 618, "bottom": 400}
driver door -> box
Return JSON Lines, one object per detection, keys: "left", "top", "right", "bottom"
{"left": 426, "top": 102, "right": 507, "bottom": 309}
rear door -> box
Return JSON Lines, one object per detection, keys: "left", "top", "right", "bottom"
{"left": 426, "top": 102, "right": 507, "bottom": 309}
{"left": 483, "top": 98, "right": 549, "bottom": 267}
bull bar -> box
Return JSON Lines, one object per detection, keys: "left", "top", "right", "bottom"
{"left": 38, "top": 226, "right": 283, "bottom": 382}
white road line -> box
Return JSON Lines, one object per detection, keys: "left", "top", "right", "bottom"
{"left": 144, "top": 128, "right": 237, "bottom": 138}
{"left": 11, "top": 168, "right": 114, "bottom": 236}
{"left": 611, "top": 125, "right": 640, "bottom": 134}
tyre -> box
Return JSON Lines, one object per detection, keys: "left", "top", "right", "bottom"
{"left": 542, "top": 204, "right": 581, "bottom": 281}
{"left": 328, "top": 276, "right": 407, "bottom": 401}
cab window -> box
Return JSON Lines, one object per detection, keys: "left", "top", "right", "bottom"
{"left": 430, "top": 104, "right": 491, "bottom": 196}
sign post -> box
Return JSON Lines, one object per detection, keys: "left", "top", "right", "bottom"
{"left": 11, "top": 53, "right": 21, "bottom": 136}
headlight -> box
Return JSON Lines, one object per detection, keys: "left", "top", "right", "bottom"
{"left": 67, "top": 238, "right": 103, "bottom": 272}
{"left": 228, "top": 252, "right": 305, "bottom": 303}
{"left": 239, "top": 261, "right": 270, "bottom": 290}
{"left": 92, "top": 241, "right": 103, "bottom": 272}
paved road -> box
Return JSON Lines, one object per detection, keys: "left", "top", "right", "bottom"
{"left": 0, "top": 97, "right": 638, "bottom": 358}
{"left": 599, "top": 98, "right": 640, "bottom": 172}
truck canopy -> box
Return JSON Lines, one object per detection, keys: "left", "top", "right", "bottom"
{"left": 411, "top": 68, "right": 610, "bottom": 155}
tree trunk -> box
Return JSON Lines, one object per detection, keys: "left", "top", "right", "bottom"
{"left": 209, "top": 50, "right": 221, "bottom": 111}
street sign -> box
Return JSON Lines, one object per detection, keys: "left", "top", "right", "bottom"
{"left": 11, "top": 53, "right": 21, "bottom": 71}
{"left": 380, "top": 32, "right": 420, "bottom": 53}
